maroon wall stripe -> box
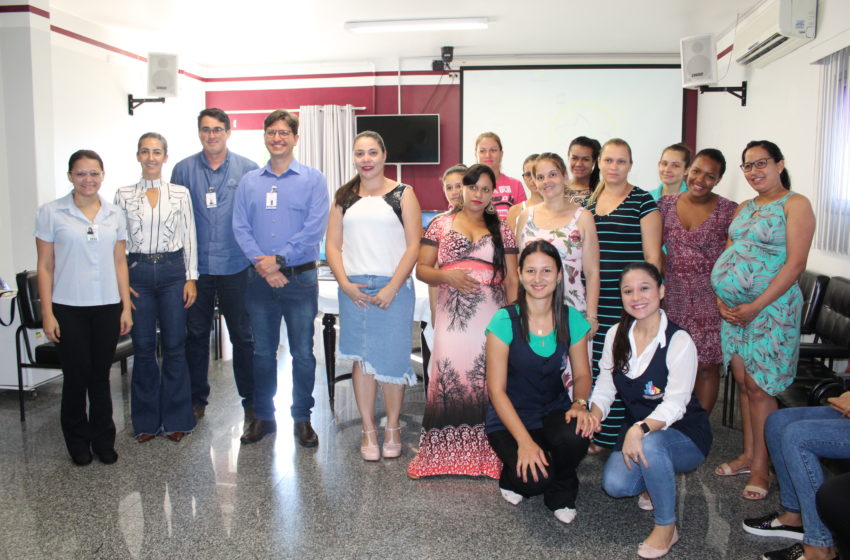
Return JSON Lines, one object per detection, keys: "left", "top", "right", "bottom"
{"left": 717, "top": 44, "right": 733, "bottom": 59}
{"left": 50, "top": 25, "right": 147, "bottom": 62}
{"left": 0, "top": 4, "right": 49, "bottom": 18}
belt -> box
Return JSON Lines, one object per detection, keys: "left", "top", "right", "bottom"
{"left": 281, "top": 261, "right": 317, "bottom": 276}
{"left": 130, "top": 249, "right": 183, "bottom": 263}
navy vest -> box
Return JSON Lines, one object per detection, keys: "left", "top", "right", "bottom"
{"left": 485, "top": 305, "right": 572, "bottom": 433}
{"left": 612, "top": 321, "right": 712, "bottom": 457}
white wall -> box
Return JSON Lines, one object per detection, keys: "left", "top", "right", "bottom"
{"left": 50, "top": 31, "right": 206, "bottom": 204}
{"left": 696, "top": 0, "right": 850, "bottom": 274}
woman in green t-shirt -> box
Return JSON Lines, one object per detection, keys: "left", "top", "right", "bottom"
{"left": 484, "top": 240, "right": 599, "bottom": 524}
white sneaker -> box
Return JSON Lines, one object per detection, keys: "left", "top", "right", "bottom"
{"left": 499, "top": 488, "right": 523, "bottom": 505}
{"left": 554, "top": 507, "right": 577, "bottom": 524}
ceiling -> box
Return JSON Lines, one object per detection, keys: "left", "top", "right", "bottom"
{"left": 50, "top": 0, "right": 757, "bottom": 70}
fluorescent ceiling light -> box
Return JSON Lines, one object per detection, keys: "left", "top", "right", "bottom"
{"left": 344, "top": 17, "right": 489, "bottom": 33}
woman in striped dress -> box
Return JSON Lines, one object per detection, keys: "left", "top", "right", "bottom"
{"left": 584, "top": 138, "right": 662, "bottom": 451}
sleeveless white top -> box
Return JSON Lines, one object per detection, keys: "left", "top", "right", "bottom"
{"left": 341, "top": 184, "right": 408, "bottom": 277}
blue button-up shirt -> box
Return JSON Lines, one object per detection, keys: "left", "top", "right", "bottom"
{"left": 232, "top": 159, "right": 329, "bottom": 266}
{"left": 34, "top": 192, "right": 127, "bottom": 306}
{"left": 171, "top": 150, "right": 259, "bottom": 275}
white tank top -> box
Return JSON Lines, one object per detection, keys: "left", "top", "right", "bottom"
{"left": 341, "top": 184, "right": 409, "bottom": 277}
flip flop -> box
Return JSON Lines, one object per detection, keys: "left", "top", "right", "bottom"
{"left": 742, "top": 485, "right": 769, "bottom": 501}
{"left": 715, "top": 462, "right": 751, "bottom": 476}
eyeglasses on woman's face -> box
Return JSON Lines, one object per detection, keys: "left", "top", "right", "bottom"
{"left": 740, "top": 157, "right": 774, "bottom": 172}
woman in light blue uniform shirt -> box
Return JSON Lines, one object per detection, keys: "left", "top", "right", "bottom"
{"left": 35, "top": 149, "right": 133, "bottom": 466}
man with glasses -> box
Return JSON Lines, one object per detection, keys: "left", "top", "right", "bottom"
{"left": 232, "top": 109, "right": 329, "bottom": 446}
{"left": 171, "top": 108, "right": 259, "bottom": 424}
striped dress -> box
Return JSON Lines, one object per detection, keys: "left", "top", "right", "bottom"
{"left": 585, "top": 187, "right": 658, "bottom": 447}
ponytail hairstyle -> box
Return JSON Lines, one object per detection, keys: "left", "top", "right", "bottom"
{"left": 516, "top": 240, "right": 569, "bottom": 346}
{"left": 742, "top": 140, "right": 791, "bottom": 189}
{"left": 442, "top": 163, "right": 468, "bottom": 181}
{"left": 334, "top": 130, "right": 387, "bottom": 208}
{"left": 692, "top": 148, "right": 727, "bottom": 179}
{"left": 611, "top": 261, "right": 664, "bottom": 375}
{"left": 568, "top": 136, "right": 602, "bottom": 190}
{"left": 463, "top": 163, "right": 506, "bottom": 282}
{"left": 587, "top": 137, "right": 633, "bottom": 206}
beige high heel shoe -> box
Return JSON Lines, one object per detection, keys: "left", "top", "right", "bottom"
{"left": 382, "top": 426, "right": 402, "bottom": 458}
{"left": 361, "top": 429, "right": 380, "bottom": 461}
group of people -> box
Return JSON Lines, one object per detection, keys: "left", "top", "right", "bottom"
{"left": 32, "top": 105, "right": 847, "bottom": 559}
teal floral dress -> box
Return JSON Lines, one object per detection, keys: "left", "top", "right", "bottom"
{"left": 710, "top": 193, "right": 801, "bottom": 395}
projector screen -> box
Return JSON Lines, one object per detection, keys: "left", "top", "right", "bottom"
{"left": 461, "top": 66, "right": 684, "bottom": 192}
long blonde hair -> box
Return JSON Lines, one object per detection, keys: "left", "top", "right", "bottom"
{"left": 587, "top": 138, "right": 633, "bottom": 206}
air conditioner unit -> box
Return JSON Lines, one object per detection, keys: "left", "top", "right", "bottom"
{"left": 733, "top": 0, "right": 817, "bottom": 67}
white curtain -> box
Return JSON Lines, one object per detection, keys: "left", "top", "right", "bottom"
{"left": 814, "top": 47, "right": 850, "bottom": 256}
{"left": 298, "top": 104, "right": 356, "bottom": 204}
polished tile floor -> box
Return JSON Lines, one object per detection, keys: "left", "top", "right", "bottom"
{"left": 0, "top": 321, "right": 797, "bottom": 559}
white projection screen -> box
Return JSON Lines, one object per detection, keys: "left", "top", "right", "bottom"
{"left": 461, "top": 66, "right": 685, "bottom": 192}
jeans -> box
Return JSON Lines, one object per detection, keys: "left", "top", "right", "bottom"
{"left": 244, "top": 266, "right": 318, "bottom": 422}
{"left": 487, "top": 411, "right": 589, "bottom": 510}
{"left": 52, "top": 303, "right": 121, "bottom": 457}
{"left": 766, "top": 406, "right": 850, "bottom": 547}
{"left": 602, "top": 428, "right": 706, "bottom": 526}
{"left": 186, "top": 268, "right": 254, "bottom": 409}
{"left": 128, "top": 253, "right": 195, "bottom": 434}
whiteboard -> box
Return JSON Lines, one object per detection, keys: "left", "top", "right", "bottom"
{"left": 461, "top": 66, "right": 684, "bottom": 192}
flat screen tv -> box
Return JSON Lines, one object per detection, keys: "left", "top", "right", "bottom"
{"left": 355, "top": 114, "right": 440, "bottom": 165}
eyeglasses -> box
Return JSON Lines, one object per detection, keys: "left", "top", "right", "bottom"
{"left": 71, "top": 171, "right": 103, "bottom": 179}
{"left": 265, "top": 129, "right": 293, "bottom": 138}
{"left": 740, "top": 157, "right": 774, "bottom": 172}
{"left": 199, "top": 126, "right": 226, "bottom": 135}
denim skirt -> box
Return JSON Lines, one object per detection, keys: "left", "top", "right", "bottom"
{"left": 338, "top": 275, "right": 416, "bottom": 385}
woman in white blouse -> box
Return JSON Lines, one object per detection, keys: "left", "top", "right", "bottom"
{"left": 588, "top": 262, "right": 711, "bottom": 559}
{"left": 35, "top": 149, "right": 133, "bottom": 466}
{"left": 114, "top": 132, "right": 198, "bottom": 442}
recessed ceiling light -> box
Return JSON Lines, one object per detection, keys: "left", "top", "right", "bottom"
{"left": 344, "top": 17, "right": 489, "bottom": 33}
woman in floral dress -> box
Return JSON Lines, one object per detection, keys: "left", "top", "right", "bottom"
{"left": 408, "top": 164, "right": 518, "bottom": 478}
{"left": 659, "top": 148, "right": 737, "bottom": 414}
{"left": 711, "top": 140, "right": 815, "bottom": 500}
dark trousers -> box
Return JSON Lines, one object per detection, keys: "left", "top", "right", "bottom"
{"left": 816, "top": 472, "right": 850, "bottom": 558}
{"left": 487, "top": 410, "right": 590, "bottom": 510}
{"left": 185, "top": 269, "right": 254, "bottom": 409}
{"left": 128, "top": 252, "right": 195, "bottom": 435}
{"left": 52, "top": 303, "right": 121, "bottom": 456}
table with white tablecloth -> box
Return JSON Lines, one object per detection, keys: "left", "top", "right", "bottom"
{"left": 317, "top": 274, "right": 432, "bottom": 411}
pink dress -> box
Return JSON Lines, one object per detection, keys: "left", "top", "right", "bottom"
{"left": 407, "top": 213, "right": 517, "bottom": 478}
{"left": 659, "top": 193, "right": 737, "bottom": 364}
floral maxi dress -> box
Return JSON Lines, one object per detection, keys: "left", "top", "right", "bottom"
{"left": 710, "top": 193, "right": 802, "bottom": 395}
{"left": 407, "top": 213, "right": 517, "bottom": 478}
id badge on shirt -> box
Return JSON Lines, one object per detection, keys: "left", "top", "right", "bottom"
{"left": 206, "top": 191, "right": 217, "bottom": 208}
{"left": 266, "top": 189, "right": 278, "bottom": 210}
{"left": 86, "top": 224, "right": 99, "bottom": 241}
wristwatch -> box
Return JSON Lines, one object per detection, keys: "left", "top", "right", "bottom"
{"left": 635, "top": 421, "right": 651, "bottom": 435}
{"left": 275, "top": 255, "right": 286, "bottom": 267}
{"left": 573, "top": 398, "right": 588, "bottom": 409}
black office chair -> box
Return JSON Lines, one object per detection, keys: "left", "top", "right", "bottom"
{"left": 14, "top": 270, "right": 133, "bottom": 422}
{"left": 798, "top": 271, "right": 829, "bottom": 335}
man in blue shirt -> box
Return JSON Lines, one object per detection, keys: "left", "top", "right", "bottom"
{"left": 171, "top": 108, "right": 259, "bottom": 422}
{"left": 233, "top": 109, "right": 329, "bottom": 446}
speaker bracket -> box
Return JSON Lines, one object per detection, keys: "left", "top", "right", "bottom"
{"left": 128, "top": 94, "right": 165, "bottom": 116}
{"left": 698, "top": 81, "right": 747, "bottom": 107}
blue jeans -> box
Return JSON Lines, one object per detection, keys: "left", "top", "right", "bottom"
{"left": 186, "top": 268, "right": 254, "bottom": 409}
{"left": 128, "top": 253, "right": 195, "bottom": 434}
{"left": 244, "top": 266, "right": 318, "bottom": 422}
{"left": 766, "top": 406, "right": 850, "bottom": 547}
{"left": 602, "top": 428, "right": 706, "bottom": 526}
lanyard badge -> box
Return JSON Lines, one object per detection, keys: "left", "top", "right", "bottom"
{"left": 206, "top": 186, "right": 217, "bottom": 208}
{"left": 266, "top": 186, "right": 278, "bottom": 210}
{"left": 86, "top": 224, "right": 100, "bottom": 241}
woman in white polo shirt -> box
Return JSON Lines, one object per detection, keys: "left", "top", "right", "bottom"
{"left": 35, "top": 149, "right": 133, "bottom": 466}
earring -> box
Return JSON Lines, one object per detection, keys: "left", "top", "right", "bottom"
{"left": 485, "top": 202, "right": 496, "bottom": 214}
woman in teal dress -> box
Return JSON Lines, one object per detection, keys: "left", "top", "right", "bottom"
{"left": 710, "top": 140, "right": 815, "bottom": 501}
